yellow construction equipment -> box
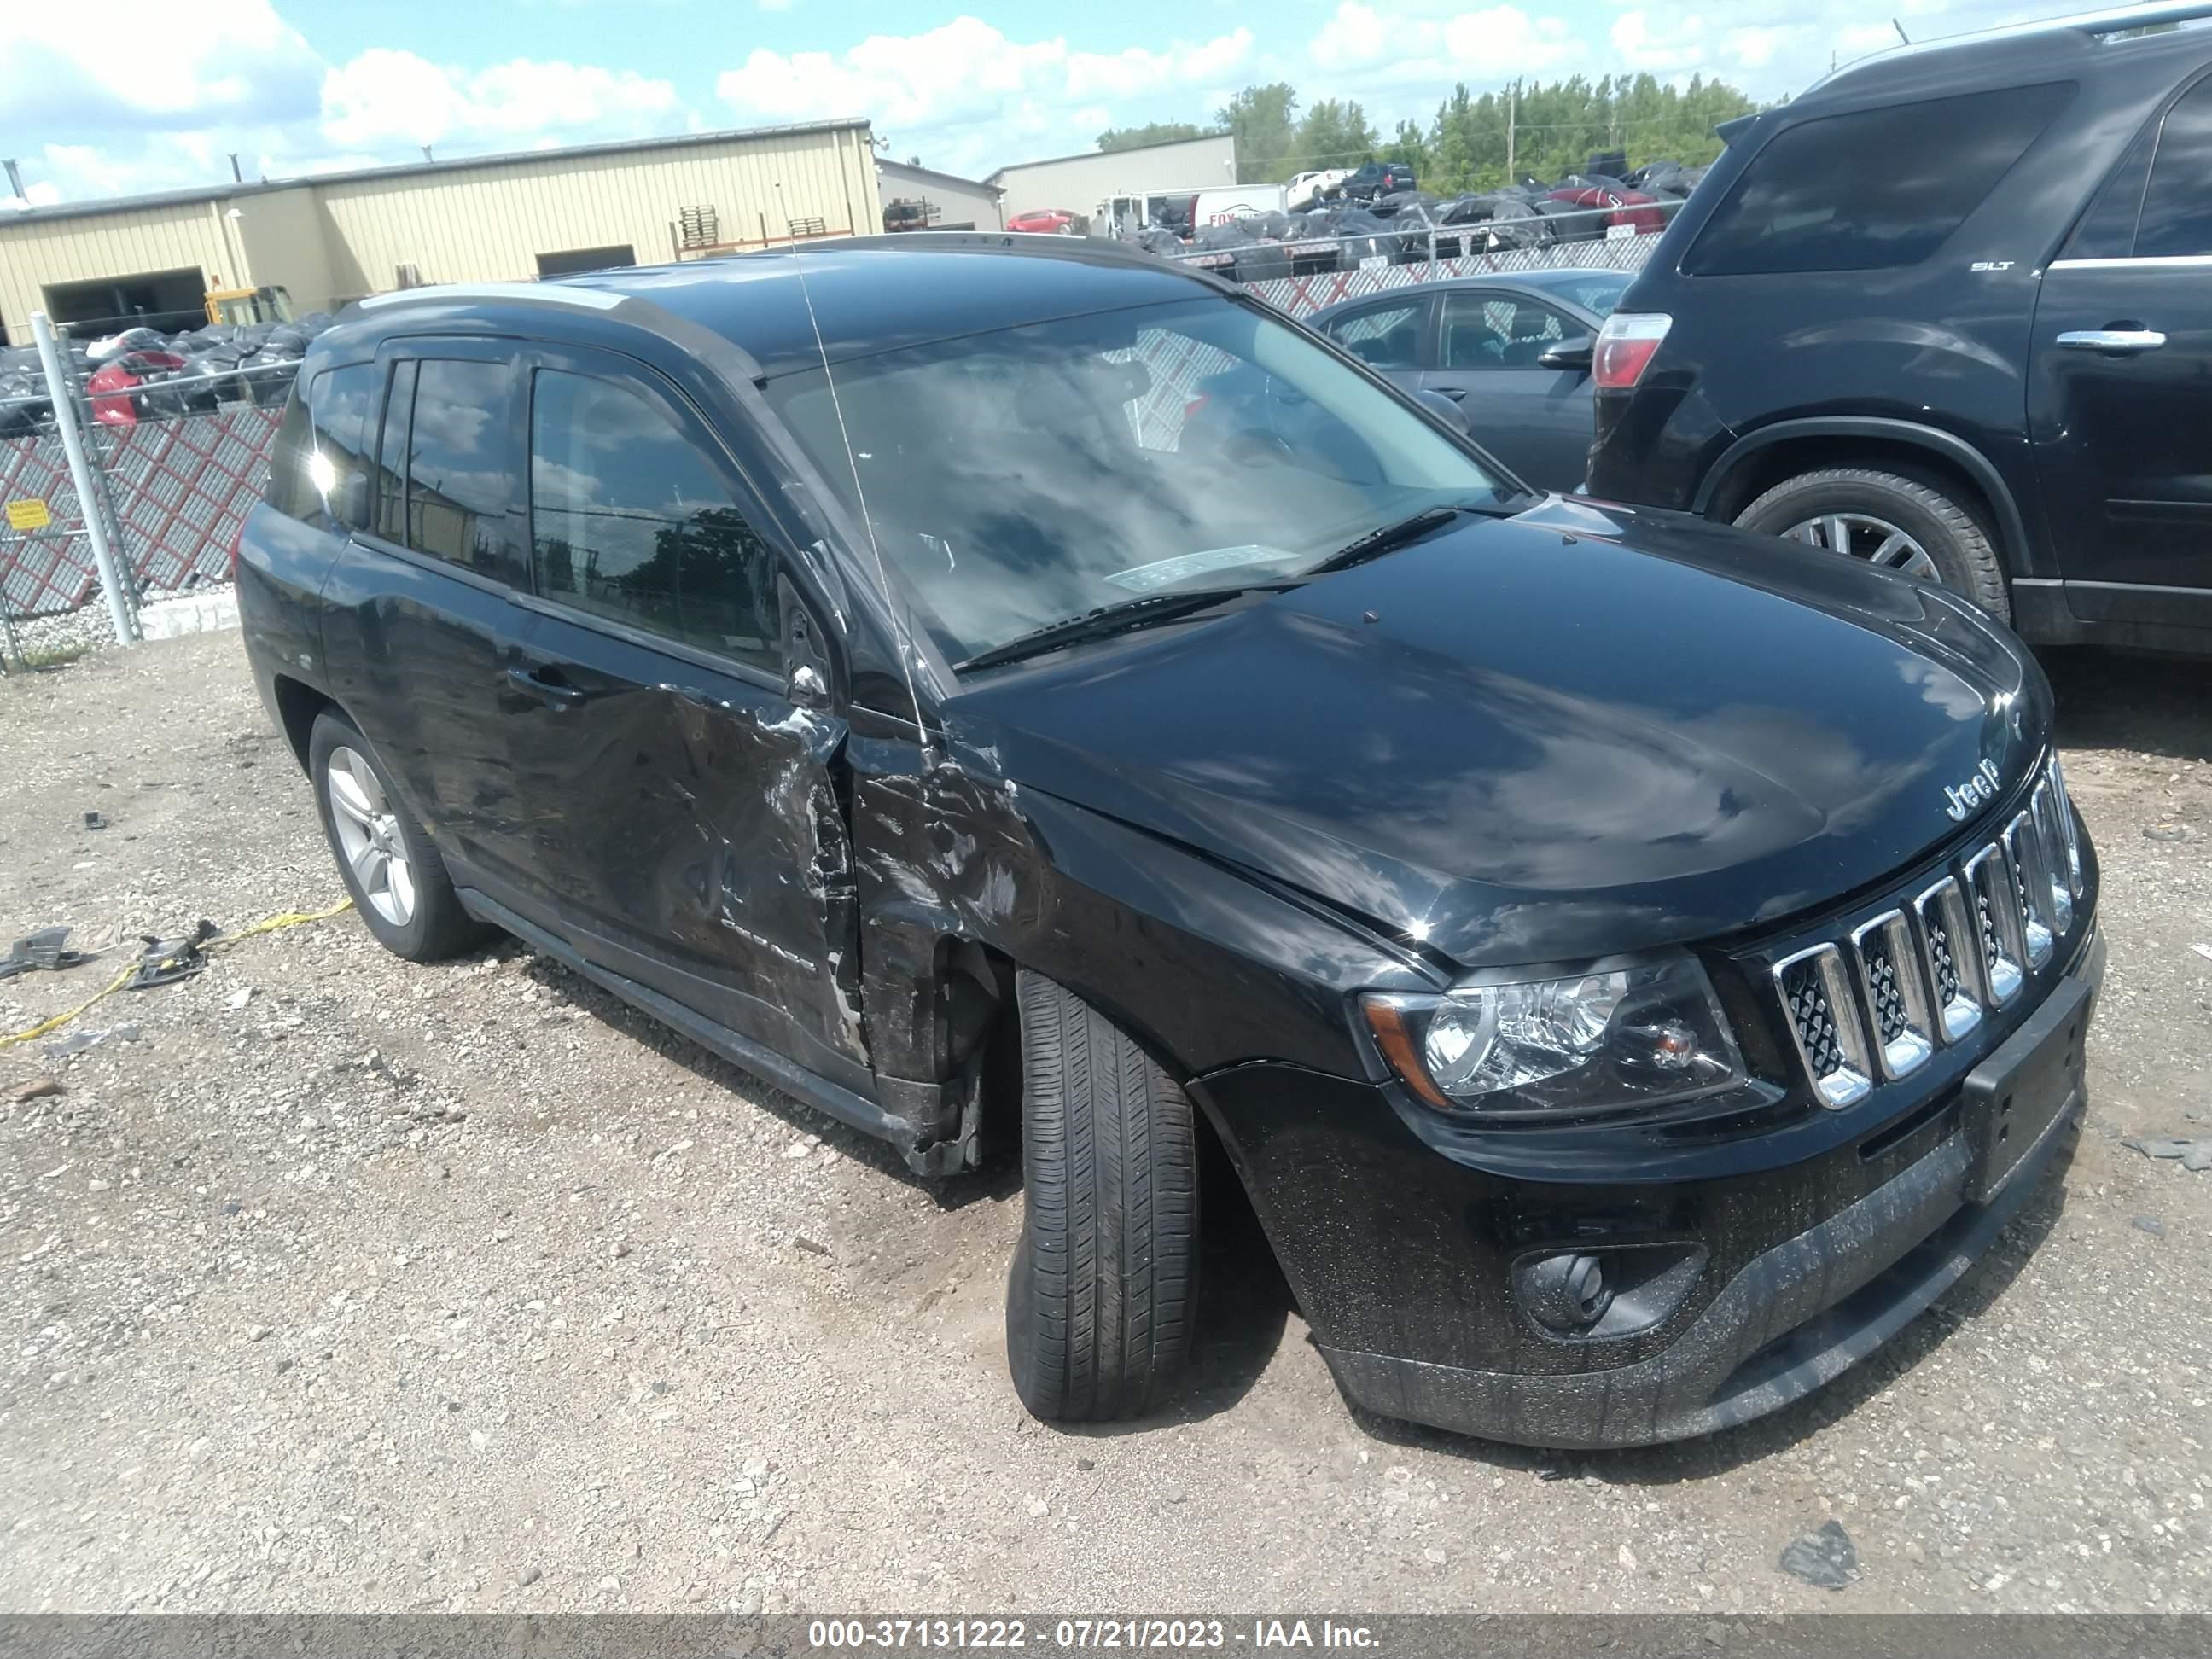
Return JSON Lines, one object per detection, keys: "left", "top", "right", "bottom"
{"left": 202, "top": 284, "right": 294, "bottom": 327}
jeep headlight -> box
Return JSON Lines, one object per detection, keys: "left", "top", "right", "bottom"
{"left": 1362, "top": 958, "right": 1745, "bottom": 1118}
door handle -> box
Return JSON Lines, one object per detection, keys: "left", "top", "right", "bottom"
{"left": 505, "top": 664, "right": 586, "bottom": 707}
{"left": 2056, "top": 329, "right": 2166, "bottom": 354}
{"left": 1436, "top": 387, "right": 1468, "bottom": 400}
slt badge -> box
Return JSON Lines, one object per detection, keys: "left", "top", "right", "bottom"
{"left": 1944, "top": 757, "right": 2003, "bottom": 822}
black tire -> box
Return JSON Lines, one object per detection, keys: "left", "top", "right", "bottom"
{"left": 1734, "top": 465, "right": 2011, "bottom": 622}
{"left": 307, "top": 710, "right": 487, "bottom": 963}
{"left": 1005, "top": 970, "right": 1199, "bottom": 1422}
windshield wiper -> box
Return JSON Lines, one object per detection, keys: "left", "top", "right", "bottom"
{"left": 957, "top": 582, "right": 1294, "bottom": 673}
{"left": 1304, "top": 503, "right": 1493, "bottom": 578}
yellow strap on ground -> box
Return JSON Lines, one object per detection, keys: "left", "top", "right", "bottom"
{"left": 0, "top": 898, "right": 355, "bottom": 1053}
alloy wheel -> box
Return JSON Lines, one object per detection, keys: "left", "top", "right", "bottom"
{"left": 325, "top": 745, "right": 416, "bottom": 927}
{"left": 1781, "top": 512, "right": 1939, "bottom": 581}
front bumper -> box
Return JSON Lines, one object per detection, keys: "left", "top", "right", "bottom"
{"left": 1196, "top": 924, "right": 2103, "bottom": 1451}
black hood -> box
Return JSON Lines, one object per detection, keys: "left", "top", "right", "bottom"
{"left": 946, "top": 497, "right": 2048, "bottom": 966}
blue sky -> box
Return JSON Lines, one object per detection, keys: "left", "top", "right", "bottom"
{"left": 1, "top": 0, "right": 2044, "bottom": 206}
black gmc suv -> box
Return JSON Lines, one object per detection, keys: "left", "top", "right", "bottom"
{"left": 237, "top": 236, "right": 2101, "bottom": 1449}
{"left": 1588, "top": 9, "right": 2212, "bottom": 655}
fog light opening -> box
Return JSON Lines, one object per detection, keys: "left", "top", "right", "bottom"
{"left": 1523, "top": 1251, "right": 1615, "bottom": 1332}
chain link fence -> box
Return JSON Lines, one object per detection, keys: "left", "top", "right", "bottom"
{"left": 0, "top": 340, "right": 293, "bottom": 672}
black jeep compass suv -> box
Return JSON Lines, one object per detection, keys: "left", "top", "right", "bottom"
{"left": 236, "top": 236, "right": 2102, "bottom": 1448}
{"left": 1588, "top": 7, "right": 2212, "bottom": 656}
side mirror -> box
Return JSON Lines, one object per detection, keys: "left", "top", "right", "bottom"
{"left": 1539, "top": 335, "right": 1595, "bottom": 372}
{"left": 1412, "top": 388, "right": 1470, "bottom": 434}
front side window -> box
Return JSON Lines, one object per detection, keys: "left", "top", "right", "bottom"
{"left": 527, "top": 369, "right": 778, "bottom": 669}
{"left": 764, "top": 294, "right": 1511, "bottom": 664}
{"left": 2135, "top": 78, "right": 2212, "bottom": 258}
{"left": 1687, "top": 83, "right": 2073, "bottom": 275}
{"left": 1440, "top": 294, "right": 1570, "bottom": 370}
{"left": 1324, "top": 300, "right": 1427, "bottom": 370}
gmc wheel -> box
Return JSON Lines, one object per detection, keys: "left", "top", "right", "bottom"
{"left": 1734, "top": 465, "right": 2011, "bottom": 622}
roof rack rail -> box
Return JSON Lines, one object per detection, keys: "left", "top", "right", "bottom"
{"left": 1820, "top": 2, "right": 2212, "bottom": 84}
{"left": 358, "top": 281, "right": 626, "bottom": 312}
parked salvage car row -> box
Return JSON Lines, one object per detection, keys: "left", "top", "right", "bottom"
{"left": 0, "top": 313, "right": 339, "bottom": 437}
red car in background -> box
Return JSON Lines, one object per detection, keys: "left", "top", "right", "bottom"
{"left": 1006, "top": 208, "right": 1081, "bottom": 235}
{"left": 1547, "top": 182, "right": 1667, "bottom": 236}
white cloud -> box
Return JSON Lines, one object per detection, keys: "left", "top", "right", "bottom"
{"left": 0, "top": 1, "right": 321, "bottom": 131}
{"left": 1304, "top": 4, "right": 1583, "bottom": 104}
{"left": 715, "top": 15, "right": 1254, "bottom": 174}
{"left": 320, "top": 50, "right": 682, "bottom": 150}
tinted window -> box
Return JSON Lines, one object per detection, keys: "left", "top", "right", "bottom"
{"left": 2135, "top": 78, "right": 2212, "bottom": 258}
{"left": 1440, "top": 294, "right": 1571, "bottom": 370}
{"left": 371, "top": 360, "right": 416, "bottom": 544}
{"left": 2062, "top": 119, "right": 2157, "bottom": 260}
{"left": 1687, "top": 83, "right": 2072, "bottom": 275}
{"left": 528, "top": 369, "right": 778, "bottom": 668}
{"left": 405, "top": 359, "right": 521, "bottom": 581}
{"left": 1325, "top": 300, "right": 1426, "bottom": 370}
{"left": 266, "top": 363, "right": 377, "bottom": 527}
{"left": 314, "top": 364, "right": 377, "bottom": 529}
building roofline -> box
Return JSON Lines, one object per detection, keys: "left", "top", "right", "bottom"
{"left": 984, "top": 131, "right": 1234, "bottom": 184}
{"left": 874, "top": 157, "right": 1003, "bottom": 195}
{"left": 0, "top": 118, "right": 875, "bottom": 230}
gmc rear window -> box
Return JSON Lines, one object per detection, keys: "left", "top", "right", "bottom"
{"left": 1685, "top": 83, "right": 2074, "bottom": 276}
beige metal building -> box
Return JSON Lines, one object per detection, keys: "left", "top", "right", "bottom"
{"left": 874, "top": 160, "right": 1003, "bottom": 232}
{"left": 0, "top": 119, "right": 879, "bottom": 341}
{"left": 985, "top": 133, "right": 1237, "bottom": 222}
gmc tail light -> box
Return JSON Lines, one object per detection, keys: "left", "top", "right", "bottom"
{"left": 1593, "top": 313, "right": 1673, "bottom": 392}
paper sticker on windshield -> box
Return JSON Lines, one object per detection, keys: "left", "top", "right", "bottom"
{"left": 1103, "top": 546, "right": 1301, "bottom": 594}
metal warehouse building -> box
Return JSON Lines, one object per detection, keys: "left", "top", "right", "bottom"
{"left": 0, "top": 119, "right": 890, "bottom": 342}
{"left": 873, "top": 159, "right": 1004, "bottom": 232}
{"left": 985, "top": 133, "right": 1237, "bottom": 221}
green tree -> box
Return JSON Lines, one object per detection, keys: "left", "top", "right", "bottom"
{"left": 1097, "top": 120, "right": 1214, "bottom": 153}
{"left": 1216, "top": 83, "right": 1299, "bottom": 184}
{"left": 1293, "top": 98, "right": 1380, "bottom": 172}
{"left": 1388, "top": 118, "right": 1432, "bottom": 183}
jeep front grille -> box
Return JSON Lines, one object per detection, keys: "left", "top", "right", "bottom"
{"left": 1771, "top": 754, "right": 2081, "bottom": 1109}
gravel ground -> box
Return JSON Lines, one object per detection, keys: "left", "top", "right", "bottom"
{"left": 0, "top": 632, "right": 2207, "bottom": 1615}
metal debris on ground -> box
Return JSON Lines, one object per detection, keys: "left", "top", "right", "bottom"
{"left": 124, "top": 921, "right": 220, "bottom": 991}
{"left": 82, "top": 811, "right": 106, "bottom": 830}
{"left": 0, "top": 928, "right": 94, "bottom": 981}
{"left": 2124, "top": 1137, "right": 2212, "bottom": 1172}
{"left": 1779, "top": 1520, "right": 1860, "bottom": 1589}
{"left": 5, "top": 1076, "right": 65, "bottom": 1103}
{"left": 43, "top": 1023, "right": 140, "bottom": 1061}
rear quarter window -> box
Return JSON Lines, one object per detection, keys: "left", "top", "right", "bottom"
{"left": 1685, "top": 82, "right": 2074, "bottom": 276}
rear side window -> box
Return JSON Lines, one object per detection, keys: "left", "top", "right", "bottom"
{"left": 405, "top": 360, "right": 522, "bottom": 582}
{"left": 527, "top": 369, "right": 779, "bottom": 669}
{"left": 2135, "top": 78, "right": 2212, "bottom": 258}
{"left": 1326, "top": 300, "right": 1426, "bottom": 370}
{"left": 267, "top": 363, "right": 376, "bottom": 527}
{"left": 1686, "top": 83, "right": 2073, "bottom": 275}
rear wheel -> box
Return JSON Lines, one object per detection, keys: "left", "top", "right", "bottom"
{"left": 1005, "top": 970, "right": 1199, "bottom": 1422}
{"left": 308, "top": 711, "right": 486, "bottom": 963}
{"left": 1734, "top": 465, "right": 2010, "bottom": 622}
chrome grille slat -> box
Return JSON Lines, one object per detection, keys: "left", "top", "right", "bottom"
{"left": 2048, "top": 753, "right": 2084, "bottom": 898}
{"left": 1912, "top": 876, "right": 1982, "bottom": 1043}
{"left": 1849, "top": 909, "right": 1934, "bottom": 1079}
{"left": 2005, "top": 810, "right": 2056, "bottom": 969}
{"left": 1773, "top": 943, "right": 1873, "bottom": 1109}
{"left": 1965, "top": 841, "right": 2027, "bottom": 1006}
{"left": 2032, "top": 779, "right": 2075, "bottom": 934}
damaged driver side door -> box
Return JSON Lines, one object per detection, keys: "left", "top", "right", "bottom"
{"left": 498, "top": 346, "right": 867, "bottom": 1092}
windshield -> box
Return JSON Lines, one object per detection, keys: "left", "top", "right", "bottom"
{"left": 764, "top": 294, "right": 1512, "bottom": 666}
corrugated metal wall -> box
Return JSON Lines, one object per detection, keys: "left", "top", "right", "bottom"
{"left": 991, "top": 136, "right": 1238, "bottom": 220}
{"left": 317, "top": 125, "right": 876, "bottom": 295}
{"left": 0, "top": 124, "right": 876, "bottom": 337}
{"left": 875, "top": 165, "right": 1003, "bottom": 231}
{"left": 0, "top": 202, "right": 236, "bottom": 338}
